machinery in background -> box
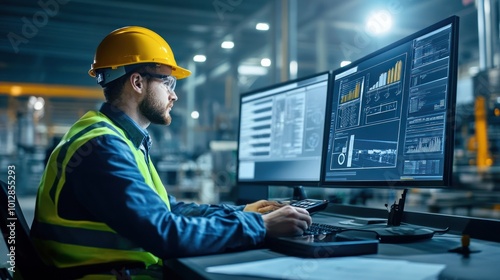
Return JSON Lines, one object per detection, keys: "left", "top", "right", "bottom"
{"left": 155, "top": 141, "right": 237, "bottom": 204}
{"left": 429, "top": 68, "right": 500, "bottom": 219}
{"left": 456, "top": 68, "right": 500, "bottom": 191}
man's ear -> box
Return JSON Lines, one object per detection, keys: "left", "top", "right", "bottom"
{"left": 130, "top": 73, "right": 146, "bottom": 93}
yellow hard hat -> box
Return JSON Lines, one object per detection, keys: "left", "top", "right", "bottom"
{"left": 88, "top": 26, "right": 191, "bottom": 84}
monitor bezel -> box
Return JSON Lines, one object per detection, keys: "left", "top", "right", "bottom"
{"left": 236, "top": 70, "right": 333, "bottom": 187}
{"left": 320, "top": 15, "right": 460, "bottom": 189}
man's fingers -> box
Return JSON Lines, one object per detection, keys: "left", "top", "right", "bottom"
{"left": 267, "top": 201, "right": 287, "bottom": 207}
{"left": 298, "top": 219, "right": 309, "bottom": 233}
{"left": 258, "top": 205, "right": 281, "bottom": 213}
{"left": 294, "top": 207, "right": 310, "bottom": 215}
{"left": 296, "top": 210, "right": 312, "bottom": 227}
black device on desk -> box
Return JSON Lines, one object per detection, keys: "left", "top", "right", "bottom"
{"left": 289, "top": 199, "right": 329, "bottom": 214}
{"left": 267, "top": 201, "right": 381, "bottom": 258}
{"left": 266, "top": 232, "right": 379, "bottom": 258}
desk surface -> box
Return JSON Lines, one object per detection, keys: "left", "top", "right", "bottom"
{"left": 165, "top": 211, "right": 500, "bottom": 280}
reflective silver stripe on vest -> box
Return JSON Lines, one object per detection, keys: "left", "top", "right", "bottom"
{"left": 31, "top": 221, "right": 143, "bottom": 251}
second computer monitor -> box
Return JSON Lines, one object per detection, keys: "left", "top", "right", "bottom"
{"left": 322, "top": 16, "right": 459, "bottom": 188}
{"left": 237, "top": 72, "right": 331, "bottom": 185}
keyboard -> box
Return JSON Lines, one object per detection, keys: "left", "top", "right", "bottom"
{"left": 303, "top": 222, "right": 343, "bottom": 235}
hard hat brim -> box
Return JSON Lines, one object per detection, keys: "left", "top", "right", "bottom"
{"left": 171, "top": 65, "right": 191, "bottom": 80}
{"left": 89, "top": 62, "right": 191, "bottom": 80}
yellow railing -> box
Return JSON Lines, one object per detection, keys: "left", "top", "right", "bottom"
{"left": 0, "top": 82, "right": 104, "bottom": 100}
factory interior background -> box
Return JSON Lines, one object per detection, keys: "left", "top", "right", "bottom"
{"left": 1, "top": 0, "right": 500, "bottom": 224}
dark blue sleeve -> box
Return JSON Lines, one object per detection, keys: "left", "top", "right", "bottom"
{"left": 168, "top": 195, "right": 245, "bottom": 216}
{"left": 67, "top": 135, "right": 266, "bottom": 259}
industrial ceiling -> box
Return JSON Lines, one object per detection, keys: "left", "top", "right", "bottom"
{"left": 1, "top": 0, "right": 479, "bottom": 86}
{"left": 0, "top": 0, "right": 482, "bottom": 138}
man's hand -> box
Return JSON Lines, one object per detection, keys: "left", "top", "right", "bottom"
{"left": 262, "top": 205, "right": 312, "bottom": 237}
{"left": 243, "top": 200, "right": 286, "bottom": 214}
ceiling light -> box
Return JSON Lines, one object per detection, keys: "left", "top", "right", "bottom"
{"left": 256, "top": 23, "right": 269, "bottom": 31}
{"left": 366, "top": 10, "right": 392, "bottom": 35}
{"left": 261, "top": 58, "right": 271, "bottom": 67}
{"left": 33, "top": 97, "right": 45, "bottom": 111}
{"left": 193, "top": 55, "right": 206, "bottom": 62}
{"left": 28, "top": 96, "right": 45, "bottom": 110}
{"left": 238, "top": 65, "right": 268, "bottom": 76}
{"left": 221, "top": 41, "right": 234, "bottom": 49}
{"left": 340, "top": 61, "right": 351, "bottom": 67}
{"left": 191, "top": 111, "right": 200, "bottom": 119}
{"left": 289, "top": 61, "right": 298, "bottom": 77}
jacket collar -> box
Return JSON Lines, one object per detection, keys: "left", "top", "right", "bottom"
{"left": 99, "top": 102, "right": 149, "bottom": 149}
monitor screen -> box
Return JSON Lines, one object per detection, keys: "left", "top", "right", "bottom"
{"left": 322, "top": 16, "right": 459, "bottom": 188}
{"left": 237, "top": 72, "right": 331, "bottom": 185}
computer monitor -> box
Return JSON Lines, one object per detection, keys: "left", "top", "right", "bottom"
{"left": 321, "top": 16, "right": 459, "bottom": 242}
{"left": 237, "top": 71, "right": 331, "bottom": 192}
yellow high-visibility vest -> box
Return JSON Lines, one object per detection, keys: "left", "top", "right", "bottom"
{"left": 31, "top": 110, "right": 170, "bottom": 270}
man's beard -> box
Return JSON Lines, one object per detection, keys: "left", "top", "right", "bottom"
{"left": 139, "top": 87, "right": 172, "bottom": 125}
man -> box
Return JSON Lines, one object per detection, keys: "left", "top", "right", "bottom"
{"left": 30, "top": 26, "right": 312, "bottom": 279}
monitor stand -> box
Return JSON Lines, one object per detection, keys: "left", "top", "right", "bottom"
{"left": 362, "top": 189, "right": 445, "bottom": 243}
{"left": 292, "top": 185, "right": 308, "bottom": 201}
{"left": 270, "top": 185, "right": 307, "bottom": 202}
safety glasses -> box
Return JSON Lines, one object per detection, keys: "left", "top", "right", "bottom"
{"left": 139, "top": 72, "right": 177, "bottom": 91}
